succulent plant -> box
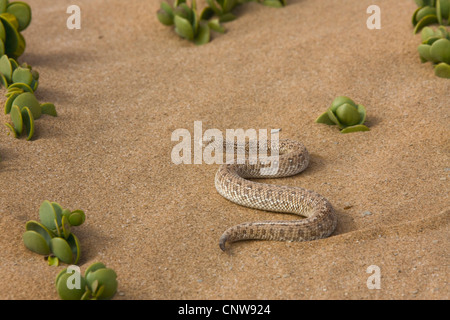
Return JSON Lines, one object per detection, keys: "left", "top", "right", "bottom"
{"left": 0, "top": 56, "right": 38, "bottom": 90}
{"left": 157, "top": 0, "right": 226, "bottom": 45}
{"left": 204, "top": 0, "right": 240, "bottom": 22}
{"left": 56, "top": 262, "right": 118, "bottom": 300}
{"left": 315, "top": 96, "right": 370, "bottom": 134}
{"left": 4, "top": 91, "right": 57, "bottom": 140}
{"left": 157, "top": 0, "right": 287, "bottom": 44}
{"left": 417, "top": 26, "right": 450, "bottom": 78}
{"left": 0, "top": 1, "right": 32, "bottom": 59}
{"left": 1, "top": 55, "right": 57, "bottom": 140}
{"left": 22, "top": 200, "right": 86, "bottom": 266}
{"left": 412, "top": 0, "right": 450, "bottom": 33}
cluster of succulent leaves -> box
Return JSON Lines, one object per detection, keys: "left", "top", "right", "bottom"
{"left": 1, "top": 54, "right": 57, "bottom": 140}
{"left": 412, "top": 0, "right": 450, "bottom": 33}
{"left": 418, "top": 26, "right": 450, "bottom": 78}
{"left": 0, "top": 0, "right": 31, "bottom": 59}
{"left": 0, "top": 2, "right": 57, "bottom": 141}
{"left": 315, "top": 96, "right": 370, "bottom": 134}
{"left": 157, "top": 0, "right": 286, "bottom": 45}
{"left": 22, "top": 200, "right": 86, "bottom": 266}
{"left": 56, "top": 262, "right": 118, "bottom": 300}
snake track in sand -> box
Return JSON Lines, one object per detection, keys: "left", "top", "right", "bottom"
{"left": 213, "top": 139, "right": 337, "bottom": 251}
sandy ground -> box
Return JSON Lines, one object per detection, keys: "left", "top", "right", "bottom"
{"left": 0, "top": 0, "right": 448, "bottom": 300}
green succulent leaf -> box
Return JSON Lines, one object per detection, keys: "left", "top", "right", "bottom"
{"left": 4, "top": 92, "right": 20, "bottom": 114}
{"left": 326, "top": 108, "right": 344, "bottom": 129}
{"left": 0, "top": 12, "right": 19, "bottom": 29}
{"left": 0, "top": 72, "right": 8, "bottom": 88}
{"left": 174, "top": 15, "right": 194, "bottom": 40}
{"left": 161, "top": 2, "right": 174, "bottom": 17}
{"left": 85, "top": 262, "right": 107, "bottom": 277}
{"left": 4, "top": 122, "right": 18, "bottom": 138}
{"left": 86, "top": 267, "right": 118, "bottom": 300}
{"left": 0, "top": 0, "right": 7, "bottom": 14}
{"left": 68, "top": 210, "right": 86, "bottom": 226}
{"left": 157, "top": 9, "right": 174, "bottom": 26}
{"left": 414, "top": 15, "right": 439, "bottom": 33}
{"left": 6, "top": 86, "right": 24, "bottom": 94}
{"left": 437, "top": 0, "right": 450, "bottom": 24}
{"left": 51, "top": 202, "right": 63, "bottom": 220}
{"left": 10, "top": 57, "right": 19, "bottom": 70}
{"left": 25, "top": 220, "right": 55, "bottom": 242}
{"left": 206, "top": 0, "right": 221, "bottom": 15}
{"left": 54, "top": 218, "right": 62, "bottom": 237}
{"left": 335, "top": 103, "right": 361, "bottom": 126}
{"left": 412, "top": 6, "right": 422, "bottom": 26}
{"left": 340, "top": 125, "right": 371, "bottom": 134}
{"left": 21, "top": 106, "right": 34, "bottom": 141}
{"left": 424, "top": 36, "right": 442, "bottom": 45}
{"left": 356, "top": 104, "right": 367, "bottom": 125}
{"left": 8, "top": 82, "right": 33, "bottom": 93}
{"left": 0, "top": 14, "right": 24, "bottom": 59}
{"left": 6, "top": 1, "right": 32, "bottom": 31}
{"left": 61, "top": 215, "right": 71, "bottom": 239}
{"left": 330, "top": 96, "right": 356, "bottom": 112}
{"left": 10, "top": 105, "right": 23, "bottom": 135}
{"left": 66, "top": 233, "right": 81, "bottom": 265}
{"left": 39, "top": 200, "right": 59, "bottom": 230}
{"left": 10, "top": 92, "right": 41, "bottom": 119}
{"left": 200, "top": 7, "right": 215, "bottom": 20}
{"left": 80, "top": 289, "right": 92, "bottom": 300}
{"left": 12, "top": 67, "right": 34, "bottom": 86}
{"left": 0, "top": 22, "right": 5, "bottom": 43}
{"left": 430, "top": 38, "right": 450, "bottom": 63}
{"left": 90, "top": 279, "right": 99, "bottom": 295}
{"left": 40, "top": 103, "right": 57, "bottom": 117}
{"left": 218, "top": 12, "right": 236, "bottom": 23}
{"left": 195, "top": 23, "right": 210, "bottom": 45}
{"left": 416, "top": 6, "right": 437, "bottom": 23}
{"left": 47, "top": 256, "right": 59, "bottom": 266}
{"left": 437, "top": 25, "right": 450, "bottom": 39}
{"left": 22, "top": 231, "right": 50, "bottom": 255}
{"left": 434, "top": 62, "right": 450, "bottom": 78}
{"left": 94, "top": 285, "right": 106, "bottom": 299}
{"left": 315, "top": 112, "right": 336, "bottom": 126}
{"left": 0, "top": 54, "right": 12, "bottom": 83}
{"left": 50, "top": 237, "right": 73, "bottom": 264}
{"left": 177, "top": 3, "right": 194, "bottom": 23}
{"left": 208, "top": 18, "right": 225, "bottom": 33}
{"left": 418, "top": 43, "right": 437, "bottom": 62}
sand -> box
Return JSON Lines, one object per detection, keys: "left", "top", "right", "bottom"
{"left": 0, "top": 0, "right": 448, "bottom": 300}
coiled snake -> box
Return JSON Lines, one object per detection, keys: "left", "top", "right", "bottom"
{"left": 211, "top": 139, "right": 337, "bottom": 251}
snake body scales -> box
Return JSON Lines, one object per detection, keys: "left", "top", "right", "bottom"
{"left": 213, "top": 139, "right": 337, "bottom": 251}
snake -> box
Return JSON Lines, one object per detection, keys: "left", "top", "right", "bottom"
{"left": 211, "top": 138, "right": 338, "bottom": 251}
